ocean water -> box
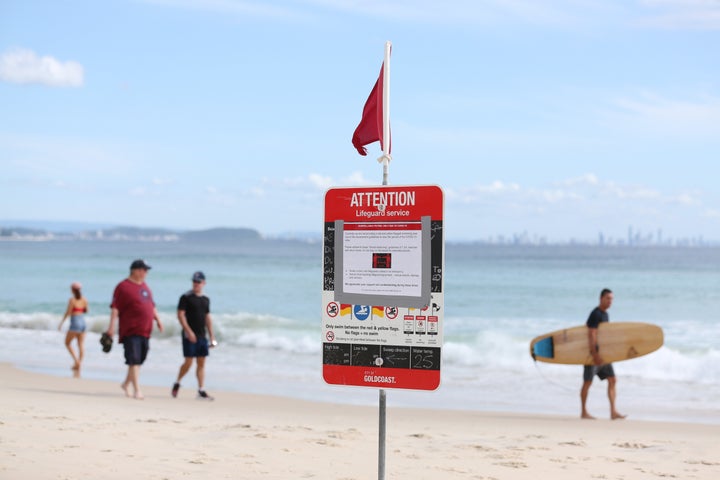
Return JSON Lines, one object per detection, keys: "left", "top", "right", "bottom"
{"left": 0, "top": 239, "right": 718, "bottom": 424}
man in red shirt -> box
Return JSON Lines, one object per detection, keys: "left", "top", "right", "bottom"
{"left": 106, "top": 259, "right": 164, "bottom": 399}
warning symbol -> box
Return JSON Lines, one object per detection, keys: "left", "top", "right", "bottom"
{"left": 326, "top": 331, "right": 335, "bottom": 342}
{"left": 386, "top": 307, "right": 398, "bottom": 319}
{"left": 327, "top": 302, "right": 339, "bottom": 318}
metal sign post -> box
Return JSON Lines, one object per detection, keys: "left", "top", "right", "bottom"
{"left": 378, "top": 388, "right": 386, "bottom": 480}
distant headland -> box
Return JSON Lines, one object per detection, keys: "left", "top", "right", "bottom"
{"left": 0, "top": 223, "right": 267, "bottom": 243}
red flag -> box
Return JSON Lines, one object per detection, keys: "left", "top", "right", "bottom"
{"left": 352, "top": 64, "right": 389, "bottom": 156}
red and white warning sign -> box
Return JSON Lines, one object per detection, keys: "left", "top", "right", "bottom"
{"left": 322, "top": 185, "right": 444, "bottom": 391}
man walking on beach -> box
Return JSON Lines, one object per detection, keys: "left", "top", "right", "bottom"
{"left": 107, "top": 259, "right": 164, "bottom": 400}
{"left": 172, "top": 271, "right": 216, "bottom": 400}
{"left": 581, "top": 288, "right": 626, "bottom": 420}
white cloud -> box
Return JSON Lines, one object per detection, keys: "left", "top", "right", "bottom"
{"left": 443, "top": 174, "right": 717, "bottom": 240}
{"left": 602, "top": 92, "right": 720, "bottom": 139}
{"left": 637, "top": 0, "right": 720, "bottom": 29}
{"left": 703, "top": 208, "right": 720, "bottom": 218}
{"left": 0, "top": 48, "right": 84, "bottom": 87}
{"left": 308, "top": 173, "right": 333, "bottom": 190}
{"left": 311, "top": 0, "right": 641, "bottom": 27}
{"left": 451, "top": 175, "right": 706, "bottom": 212}
{"left": 140, "top": 0, "right": 720, "bottom": 30}
{"left": 342, "top": 0, "right": 720, "bottom": 29}
{"left": 342, "top": 171, "right": 373, "bottom": 186}
{"left": 556, "top": 174, "right": 599, "bottom": 187}
{"left": 476, "top": 180, "right": 521, "bottom": 194}
{"left": 142, "top": 0, "right": 307, "bottom": 19}
{"left": 152, "top": 178, "right": 173, "bottom": 186}
{"left": 673, "top": 193, "right": 702, "bottom": 206}
{"left": 0, "top": 133, "right": 134, "bottom": 184}
{"left": 540, "top": 189, "right": 581, "bottom": 203}
{"left": 142, "top": 0, "right": 628, "bottom": 27}
{"left": 265, "top": 171, "right": 373, "bottom": 191}
{"left": 600, "top": 181, "right": 660, "bottom": 200}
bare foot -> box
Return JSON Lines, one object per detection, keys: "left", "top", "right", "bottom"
{"left": 134, "top": 391, "right": 144, "bottom": 400}
{"left": 121, "top": 382, "right": 132, "bottom": 398}
{"left": 611, "top": 412, "right": 627, "bottom": 420}
{"left": 581, "top": 412, "right": 596, "bottom": 420}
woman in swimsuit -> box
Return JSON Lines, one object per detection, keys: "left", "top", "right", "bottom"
{"left": 59, "top": 282, "right": 88, "bottom": 374}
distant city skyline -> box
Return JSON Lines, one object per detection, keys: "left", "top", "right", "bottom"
{"left": 476, "top": 226, "right": 714, "bottom": 247}
{"left": 2, "top": 1, "right": 719, "bottom": 241}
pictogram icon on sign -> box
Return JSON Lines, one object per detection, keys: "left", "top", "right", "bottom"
{"left": 353, "top": 305, "right": 370, "bottom": 321}
{"left": 385, "top": 307, "right": 398, "bottom": 319}
{"left": 326, "top": 331, "right": 335, "bottom": 342}
{"left": 327, "top": 302, "right": 339, "bottom": 318}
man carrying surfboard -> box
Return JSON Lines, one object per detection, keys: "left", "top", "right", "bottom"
{"left": 581, "top": 288, "right": 626, "bottom": 420}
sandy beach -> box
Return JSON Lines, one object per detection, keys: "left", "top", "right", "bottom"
{"left": 0, "top": 363, "right": 718, "bottom": 479}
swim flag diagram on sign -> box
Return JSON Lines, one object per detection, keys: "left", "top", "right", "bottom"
{"left": 352, "top": 44, "right": 391, "bottom": 156}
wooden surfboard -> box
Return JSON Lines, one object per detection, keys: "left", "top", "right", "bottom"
{"left": 530, "top": 322, "right": 664, "bottom": 365}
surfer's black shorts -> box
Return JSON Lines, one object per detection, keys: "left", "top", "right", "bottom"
{"left": 583, "top": 364, "right": 615, "bottom": 381}
{"left": 122, "top": 335, "right": 149, "bottom": 365}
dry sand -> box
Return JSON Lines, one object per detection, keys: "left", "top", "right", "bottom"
{"left": 0, "top": 363, "right": 718, "bottom": 479}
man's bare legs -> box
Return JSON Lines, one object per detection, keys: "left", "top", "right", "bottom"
{"left": 172, "top": 358, "right": 195, "bottom": 398}
{"left": 582, "top": 377, "right": 626, "bottom": 419}
{"left": 121, "top": 365, "right": 143, "bottom": 399}
{"left": 175, "top": 357, "right": 194, "bottom": 385}
{"left": 175, "top": 357, "right": 206, "bottom": 390}
{"left": 608, "top": 376, "right": 626, "bottom": 419}
{"left": 196, "top": 356, "right": 206, "bottom": 391}
{"left": 580, "top": 380, "right": 595, "bottom": 419}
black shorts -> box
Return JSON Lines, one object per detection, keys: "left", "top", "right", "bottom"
{"left": 583, "top": 363, "right": 615, "bottom": 382}
{"left": 123, "top": 335, "right": 149, "bottom": 365}
{"left": 182, "top": 335, "right": 209, "bottom": 358}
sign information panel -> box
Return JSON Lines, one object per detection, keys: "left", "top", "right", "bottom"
{"left": 322, "top": 185, "right": 444, "bottom": 391}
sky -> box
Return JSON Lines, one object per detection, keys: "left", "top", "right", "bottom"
{"left": 1, "top": 0, "right": 719, "bottom": 242}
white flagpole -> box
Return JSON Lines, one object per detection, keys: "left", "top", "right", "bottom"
{"left": 378, "top": 41, "right": 392, "bottom": 480}
{"left": 380, "top": 41, "right": 391, "bottom": 186}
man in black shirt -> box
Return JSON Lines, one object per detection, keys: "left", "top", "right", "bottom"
{"left": 172, "top": 271, "right": 217, "bottom": 400}
{"left": 580, "top": 288, "right": 625, "bottom": 420}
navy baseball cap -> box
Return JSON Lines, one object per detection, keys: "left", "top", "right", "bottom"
{"left": 130, "top": 259, "right": 151, "bottom": 270}
{"left": 192, "top": 271, "right": 206, "bottom": 282}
